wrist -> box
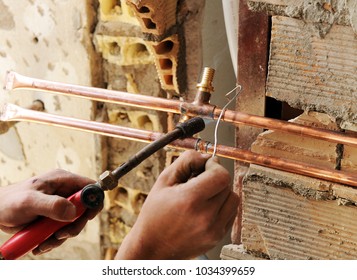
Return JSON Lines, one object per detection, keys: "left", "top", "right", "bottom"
{"left": 115, "top": 225, "right": 154, "bottom": 260}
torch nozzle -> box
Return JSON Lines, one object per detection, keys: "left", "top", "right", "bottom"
{"left": 99, "top": 117, "right": 205, "bottom": 191}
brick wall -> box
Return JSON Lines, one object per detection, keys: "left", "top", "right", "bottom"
{"left": 93, "top": 0, "right": 205, "bottom": 259}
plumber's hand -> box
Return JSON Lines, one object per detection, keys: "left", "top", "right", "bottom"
{"left": 116, "top": 150, "right": 238, "bottom": 260}
{"left": 0, "top": 169, "right": 101, "bottom": 255}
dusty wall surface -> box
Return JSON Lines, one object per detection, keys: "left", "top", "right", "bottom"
{"left": 243, "top": 165, "right": 357, "bottom": 260}
{"left": 267, "top": 16, "right": 357, "bottom": 129}
{"left": 0, "top": 0, "right": 103, "bottom": 259}
{"left": 248, "top": 0, "right": 357, "bottom": 35}
{"left": 0, "top": 0, "right": 235, "bottom": 260}
{"left": 242, "top": 113, "right": 357, "bottom": 259}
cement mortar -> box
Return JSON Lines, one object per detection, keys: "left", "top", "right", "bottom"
{"left": 248, "top": 0, "right": 356, "bottom": 36}
{"left": 244, "top": 171, "right": 335, "bottom": 201}
{"left": 244, "top": 165, "right": 357, "bottom": 205}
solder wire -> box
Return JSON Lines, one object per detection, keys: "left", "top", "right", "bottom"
{"left": 212, "top": 84, "right": 242, "bottom": 157}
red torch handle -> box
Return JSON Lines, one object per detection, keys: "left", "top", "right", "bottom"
{"left": 0, "top": 190, "right": 85, "bottom": 260}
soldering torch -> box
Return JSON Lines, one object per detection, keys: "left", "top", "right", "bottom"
{"left": 0, "top": 117, "right": 205, "bottom": 260}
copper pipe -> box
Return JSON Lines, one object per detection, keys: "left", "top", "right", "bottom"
{"left": 0, "top": 103, "right": 160, "bottom": 143}
{"left": 5, "top": 71, "right": 180, "bottom": 114}
{"left": 5, "top": 71, "right": 357, "bottom": 148}
{"left": 2, "top": 103, "right": 357, "bottom": 188}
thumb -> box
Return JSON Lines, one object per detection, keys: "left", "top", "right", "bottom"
{"left": 30, "top": 192, "right": 77, "bottom": 222}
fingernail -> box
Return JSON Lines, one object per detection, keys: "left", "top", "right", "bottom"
{"left": 38, "top": 244, "right": 52, "bottom": 254}
{"left": 56, "top": 232, "right": 70, "bottom": 240}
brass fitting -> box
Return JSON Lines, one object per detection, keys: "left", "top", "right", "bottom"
{"left": 179, "top": 67, "right": 216, "bottom": 123}
{"left": 98, "top": 170, "right": 118, "bottom": 190}
{"left": 194, "top": 67, "right": 215, "bottom": 106}
{"left": 197, "top": 67, "right": 215, "bottom": 94}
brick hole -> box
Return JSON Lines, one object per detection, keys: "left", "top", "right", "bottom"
{"left": 153, "top": 40, "right": 174, "bottom": 54}
{"left": 32, "top": 37, "right": 39, "bottom": 44}
{"left": 137, "top": 115, "right": 153, "bottom": 130}
{"left": 159, "top": 58, "right": 173, "bottom": 70}
{"left": 142, "top": 17, "right": 156, "bottom": 29}
{"left": 138, "top": 6, "right": 150, "bottom": 13}
{"left": 132, "top": 193, "right": 148, "bottom": 214}
{"left": 101, "top": 0, "right": 122, "bottom": 15}
{"left": 265, "top": 97, "right": 303, "bottom": 121}
{"left": 164, "top": 75, "right": 173, "bottom": 86}
{"left": 116, "top": 187, "right": 129, "bottom": 205}
{"left": 109, "top": 41, "right": 121, "bottom": 56}
{"left": 127, "top": 43, "right": 149, "bottom": 57}
{"left": 170, "top": 156, "right": 179, "bottom": 164}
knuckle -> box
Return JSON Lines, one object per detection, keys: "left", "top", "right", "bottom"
{"left": 182, "top": 150, "right": 198, "bottom": 158}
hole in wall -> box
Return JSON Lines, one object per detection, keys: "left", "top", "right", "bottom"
{"left": 116, "top": 187, "right": 129, "bottom": 205}
{"left": 127, "top": 43, "right": 149, "bottom": 57}
{"left": 138, "top": 6, "right": 150, "bottom": 13}
{"left": 169, "top": 156, "right": 179, "bottom": 165}
{"left": 109, "top": 41, "right": 121, "bottom": 56}
{"left": 142, "top": 17, "right": 156, "bottom": 29}
{"left": 159, "top": 58, "right": 173, "bottom": 70}
{"left": 164, "top": 75, "right": 173, "bottom": 86}
{"left": 265, "top": 97, "right": 303, "bottom": 121}
{"left": 137, "top": 115, "right": 153, "bottom": 130}
{"left": 132, "top": 193, "right": 148, "bottom": 214}
{"left": 154, "top": 40, "right": 174, "bottom": 54}
{"left": 101, "top": 0, "right": 122, "bottom": 15}
{"left": 32, "top": 37, "right": 39, "bottom": 44}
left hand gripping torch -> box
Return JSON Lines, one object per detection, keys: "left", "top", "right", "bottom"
{"left": 0, "top": 117, "right": 205, "bottom": 260}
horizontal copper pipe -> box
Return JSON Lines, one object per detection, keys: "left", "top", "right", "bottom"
{"left": 5, "top": 71, "right": 357, "bottom": 148}
{"left": 2, "top": 103, "right": 357, "bottom": 188}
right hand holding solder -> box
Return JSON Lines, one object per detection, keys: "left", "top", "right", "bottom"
{"left": 115, "top": 150, "right": 239, "bottom": 260}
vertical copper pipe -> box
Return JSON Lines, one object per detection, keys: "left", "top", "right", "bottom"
{"left": 2, "top": 103, "right": 357, "bottom": 188}
{"left": 5, "top": 71, "right": 357, "bottom": 148}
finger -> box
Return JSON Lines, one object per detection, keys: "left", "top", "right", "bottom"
{"left": 207, "top": 187, "right": 231, "bottom": 218}
{"left": 186, "top": 156, "right": 231, "bottom": 200}
{"left": 52, "top": 173, "right": 95, "bottom": 197}
{"left": 85, "top": 204, "right": 103, "bottom": 220}
{"left": 215, "top": 192, "right": 239, "bottom": 230}
{"left": 27, "top": 192, "right": 77, "bottom": 222}
{"left": 32, "top": 236, "right": 66, "bottom": 256}
{"left": 0, "top": 224, "right": 24, "bottom": 234}
{"left": 54, "top": 213, "right": 89, "bottom": 240}
{"left": 31, "top": 169, "right": 95, "bottom": 196}
{"left": 156, "top": 150, "right": 210, "bottom": 187}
